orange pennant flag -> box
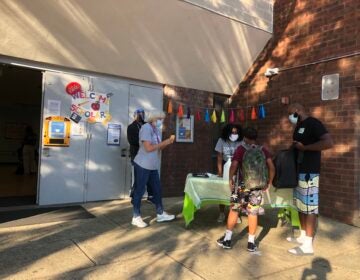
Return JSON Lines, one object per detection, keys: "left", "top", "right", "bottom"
{"left": 167, "top": 100, "right": 173, "bottom": 114}
{"left": 251, "top": 106, "right": 257, "bottom": 120}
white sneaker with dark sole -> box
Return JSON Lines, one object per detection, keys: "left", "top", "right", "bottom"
{"left": 131, "top": 216, "right": 148, "bottom": 228}
{"left": 157, "top": 211, "right": 175, "bottom": 222}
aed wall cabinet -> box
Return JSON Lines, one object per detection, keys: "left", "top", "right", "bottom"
{"left": 43, "top": 116, "right": 71, "bottom": 146}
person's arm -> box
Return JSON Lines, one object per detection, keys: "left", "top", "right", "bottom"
{"left": 143, "top": 135, "right": 175, "bottom": 152}
{"left": 294, "top": 133, "right": 333, "bottom": 151}
{"left": 214, "top": 138, "right": 224, "bottom": 176}
{"left": 229, "top": 160, "right": 239, "bottom": 191}
{"left": 217, "top": 153, "right": 223, "bottom": 176}
{"left": 264, "top": 158, "right": 275, "bottom": 191}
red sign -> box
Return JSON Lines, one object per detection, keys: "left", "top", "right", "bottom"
{"left": 66, "top": 82, "right": 82, "bottom": 96}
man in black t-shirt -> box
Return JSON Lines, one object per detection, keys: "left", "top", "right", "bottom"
{"left": 287, "top": 103, "right": 333, "bottom": 256}
{"left": 127, "top": 109, "right": 145, "bottom": 163}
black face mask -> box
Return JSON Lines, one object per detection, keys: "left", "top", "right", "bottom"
{"left": 137, "top": 117, "right": 145, "bottom": 124}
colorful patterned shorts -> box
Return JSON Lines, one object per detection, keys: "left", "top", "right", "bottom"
{"left": 294, "top": 173, "right": 319, "bottom": 215}
{"left": 230, "top": 187, "right": 264, "bottom": 215}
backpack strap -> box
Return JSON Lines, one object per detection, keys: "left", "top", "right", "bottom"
{"left": 241, "top": 141, "right": 262, "bottom": 151}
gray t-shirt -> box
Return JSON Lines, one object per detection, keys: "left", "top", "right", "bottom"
{"left": 134, "top": 123, "right": 162, "bottom": 170}
{"left": 215, "top": 138, "right": 241, "bottom": 161}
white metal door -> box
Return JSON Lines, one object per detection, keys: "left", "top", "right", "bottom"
{"left": 39, "top": 72, "right": 88, "bottom": 205}
{"left": 85, "top": 77, "right": 129, "bottom": 201}
{"left": 39, "top": 72, "right": 163, "bottom": 205}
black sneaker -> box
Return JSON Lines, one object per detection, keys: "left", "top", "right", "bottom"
{"left": 216, "top": 235, "right": 232, "bottom": 249}
{"left": 247, "top": 242, "right": 257, "bottom": 252}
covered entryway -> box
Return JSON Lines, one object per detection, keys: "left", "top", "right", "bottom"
{"left": 0, "top": 65, "right": 42, "bottom": 207}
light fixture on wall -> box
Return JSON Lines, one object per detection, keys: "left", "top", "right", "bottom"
{"left": 264, "top": 67, "right": 279, "bottom": 78}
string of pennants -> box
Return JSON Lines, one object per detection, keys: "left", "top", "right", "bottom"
{"left": 166, "top": 98, "right": 276, "bottom": 123}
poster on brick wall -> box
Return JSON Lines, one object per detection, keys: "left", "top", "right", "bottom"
{"left": 176, "top": 116, "right": 194, "bottom": 143}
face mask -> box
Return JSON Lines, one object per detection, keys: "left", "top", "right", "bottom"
{"left": 155, "top": 119, "right": 163, "bottom": 130}
{"left": 288, "top": 113, "right": 298, "bottom": 125}
{"left": 229, "top": 134, "right": 239, "bottom": 142}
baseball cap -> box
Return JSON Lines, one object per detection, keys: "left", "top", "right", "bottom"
{"left": 134, "top": 108, "right": 145, "bottom": 118}
{"left": 134, "top": 108, "right": 144, "bottom": 114}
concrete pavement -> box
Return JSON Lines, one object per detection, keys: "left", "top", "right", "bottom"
{"left": 0, "top": 197, "right": 359, "bottom": 279}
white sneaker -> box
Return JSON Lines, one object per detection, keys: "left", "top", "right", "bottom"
{"left": 217, "top": 212, "right": 226, "bottom": 223}
{"left": 157, "top": 211, "right": 175, "bottom": 222}
{"left": 131, "top": 216, "right": 148, "bottom": 228}
{"left": 286, "top": 236, "right": 304, "bottom": 244}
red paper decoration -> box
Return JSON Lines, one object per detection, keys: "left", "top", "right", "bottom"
{"left": 229, "top": 109, "right": 235, "bottom": 123}
{"left": 178, "top": 104, "right": 184, "bottom": 117}
{"left": 251, "top": 106, "right": 257, "bottom": 120}
{"left": 196, "top": 111, "right": 201, "bottom": 121}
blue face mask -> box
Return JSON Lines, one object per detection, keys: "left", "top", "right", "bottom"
{"left": 288, "top": 113, "right": 298, "bottom": 125}
{"left": 155, "top": 119, "right": 163, "bottom": 130}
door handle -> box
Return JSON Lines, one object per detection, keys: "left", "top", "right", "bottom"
{"left": 121, "top": 148, "right": 127, "bottom": 157}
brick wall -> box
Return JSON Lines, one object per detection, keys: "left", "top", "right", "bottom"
{"left": 161, "top": 85, "right": 226, "bottom": 196}
{"left": 230, "top": 0, "right": 360, "bottom": 225}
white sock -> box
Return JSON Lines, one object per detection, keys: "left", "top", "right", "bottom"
{"left": 297, "top": 230, "right": 306, "bottom": 242}
{"left": 299, "top": 236, "right": 313, "bottom": 253}
{"left": 224, "top": 230, "right": 232, "bottom": 241}
{"left": 248, "top": 234, "right": 255, "bottom": 244}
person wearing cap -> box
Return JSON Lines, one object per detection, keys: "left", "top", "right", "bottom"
{"left": 127, "top": 109, "right": 153, "bottom": 201}
{"left": 131, "top": 110, "right": 176, "bottom": 228}
{"left": 127, "top": 108, "right": 146, "bottom": 162}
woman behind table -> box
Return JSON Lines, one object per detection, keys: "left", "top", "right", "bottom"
{"left": 131, "top": 110, "right": 176, "bottom": 228}
{"left": 214, "top": 123, "right": 242, "bottom": 222}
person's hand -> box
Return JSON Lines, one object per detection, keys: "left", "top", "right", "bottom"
{"left": 229, "top": 178, "right": 235, "bottom": 191}
{"left": 169, "top": 135, "right": 175, "bottom": 144}
{"left": 293, "top": 141, "right": 306, "bottom": 151}
{"left": 263, "top": 182, "right": 273, "bottom": 192}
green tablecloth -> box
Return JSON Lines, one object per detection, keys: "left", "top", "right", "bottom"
{"left": 182, "top": 174, "right": 300, "bottom": 228}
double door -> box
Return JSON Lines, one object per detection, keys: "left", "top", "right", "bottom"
{"left": 38, "top": 71, "right": 162, "bottom": 205}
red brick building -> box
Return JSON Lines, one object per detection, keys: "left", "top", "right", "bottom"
{"left": 162, "top": 0, "right": 360, "bottom": 226}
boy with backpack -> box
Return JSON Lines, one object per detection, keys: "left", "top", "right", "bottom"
{"left": 217, "top": 127, "right": 275, "bottom": 251}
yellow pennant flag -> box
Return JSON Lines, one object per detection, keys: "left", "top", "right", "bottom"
{"left": 211, "top": 109, "right": 217, "bottom": 123}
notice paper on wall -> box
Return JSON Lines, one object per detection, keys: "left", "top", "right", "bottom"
{"left": 107, "top": 123, "right": 121, "bottom": 145}
{"left": 71, "top": 122, "right": 85, "bottom": 136}
{"left": 47, "top": 100, "right": 61, "bottom": 116}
